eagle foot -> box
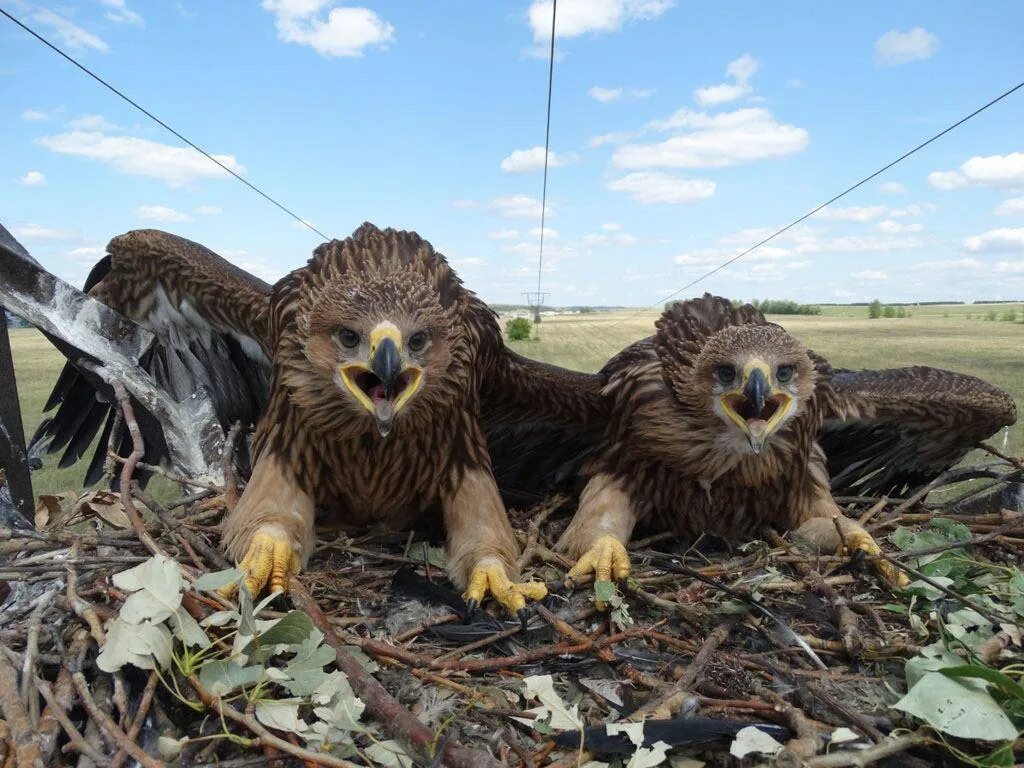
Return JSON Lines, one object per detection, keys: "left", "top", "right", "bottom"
{"left": 842, "top": 529, "right": 910, "bottom": 589}
{"left": 220, "top": 528, "right": 301, "bottom": 598}
{"left": 463, "top": 559, "right": 548, "bottom": 621}
{"left": 566, "top": 535, "right": 631, "bottom": 609}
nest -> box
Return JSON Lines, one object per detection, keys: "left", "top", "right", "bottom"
{"left": 2, "top": 432, "right": 1024, "bottom": 767}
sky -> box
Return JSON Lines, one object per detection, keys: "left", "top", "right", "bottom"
{"left": 2, "top": 0, "right": 1024, "bottom": 307}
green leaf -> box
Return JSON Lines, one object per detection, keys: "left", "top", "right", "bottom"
{"left": 157, "top": 736, "right": 187, "bottom": 761}
{"left": 594, "top": 580, "right": 616, "bottom": 605}
{"left": 198, "top": 660, "right": 265, "bottom": 697}
{"left": 169, "top": 607, "right": 212, "bottom": 648}
{"left": 892, "top": 672, "right": 1019, "bottom": 741}
{"left": 312, "top": 671, "right": 367, "bottom": 732}
{"left": 406, "top": 541, "right": 447, "bottom": 569}
{"left": 97, "top": 617, "right": 133, "bottom": 673}
{"left": 237, "top": 583, "right": 257, "bottom": 637}
{"left": 365, "top": 740, "right": 415, "bottom": 767}
{"left": 201, "top": 610, "right": 239, "bottom": 628}
{"left": 114, "top": 556, "right": 185, "bottom": 624}
{"left": 941, "top": 664, "right": 1024, "bottom": 703}
{"left": 193, "top": 568, "right": 243, "bottom": 592}
{"left": 343, "top": 645, "right": 378, "bottom": 673}
{"left": 246, "top": 611, "right": 314, "bottom": 653}
{"left": 255, "top": 699, "right": 308, "bottom": 734}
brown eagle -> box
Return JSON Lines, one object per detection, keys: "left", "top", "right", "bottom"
{"left": 32, "top": 224, "right": 604, "bottom": 616}
{"left": 558, "top": 294, "right": 1017, "bottom": 592}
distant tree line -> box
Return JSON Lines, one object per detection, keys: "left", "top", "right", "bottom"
{"left": 867, "top": 300, "right": 909, "bottom": 319}
{"left": 746, "top": 299, "right": 822, "bottom": 315}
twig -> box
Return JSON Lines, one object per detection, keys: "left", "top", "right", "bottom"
{"left": 133, "top": 483, "right": 231, "bottom": 569}
{"left": 70, "top": 668, "right": 163, "bottom": 768}
{"left": 20, "top": 584, "right": 58, "bottom": 723}
{"left": 0, "top": 645, "right": 45, "bottom": 768}
{"left": 435, "top": 625, "right": 522, "bottom": 662}
{"left": 804, "top": 731, "right": 927, "bottom": 767}
{"left": 290, "top": 577, "right": 505, "bottom": 768}
{"left": 978, "top": 442, "right": 1024, "bottom": 473}
{"left": 33, "top": 677, "right": 108, "bottom": 764}
{"left": 37, "top": 629, "right": 90, "bottom": 764}
{"left": 186, "top": 675, "right": 360, "bottom": 768}
{"left": 109, "top": 670, "right": 158, "bottom": 768}
{"left": 516, "top": 494, "right": 566, "bottom": 570}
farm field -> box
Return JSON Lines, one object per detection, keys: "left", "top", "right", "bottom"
{"left": 7, "top": 302, "right": 1024, "bottom": 499}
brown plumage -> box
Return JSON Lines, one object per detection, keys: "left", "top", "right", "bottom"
{"left": 33, "top": 224, "right": 605, "bottom": 614}
{"left": 559, "top": 294, "right": 1017, "bottom": 591}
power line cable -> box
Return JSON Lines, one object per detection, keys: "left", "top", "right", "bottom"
{"left": 628, "top": 78, "right": 1024, "bottom": 318}
{"left": 0, "top": 5, "right": 332, "bottom": 242}
{"left": 535, "top": 0, "right": 557, "bottom": 300}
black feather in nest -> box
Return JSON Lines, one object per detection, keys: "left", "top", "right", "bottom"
{"left": 553, "top": 715, "right": 791, "bottom": 755}
{"left": 387, "top": 567, "right": 550, "bottom": 648}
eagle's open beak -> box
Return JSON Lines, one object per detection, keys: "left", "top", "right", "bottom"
{"left": 719, "top": 360, "right": 794, "bottom": 453}
{"left": 337, "top": 325, "right": 424, "bottom": 437}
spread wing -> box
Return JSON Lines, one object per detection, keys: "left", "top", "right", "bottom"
{"left": 817, "top": 364, "right": 1017, "bottom": 496}
{"left": 473, "top": 306, "right": 608, "bottom": 506}
{"left": 31, "top": 229, "right": 274, "bottom": 485}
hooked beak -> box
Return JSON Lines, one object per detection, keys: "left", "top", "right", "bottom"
{"left": 337, "top": 325, "right": 424, "bottom": 437}
{"left": 719, "top": 361, "right": 795, "bottom": 454}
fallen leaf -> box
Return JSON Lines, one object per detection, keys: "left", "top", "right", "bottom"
{"left": 892, "top": 671, "right": 1018, "bottom": 741}
{"left": 730, "top": 726, "right": 784, "bottom": 759}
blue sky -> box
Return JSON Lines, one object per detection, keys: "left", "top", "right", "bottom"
{"left": 3, "top": 0, "right": 1023, "bottom": 306}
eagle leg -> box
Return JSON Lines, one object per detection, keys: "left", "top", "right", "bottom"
{"left": 556, "top": 473, "right": 637, "bottom": 610}
{"left": 444, "top": 467, "right": 547, "bottom": 619}
{"left": 793, "top": 515, "right": 910, "bottom": 589}
{"left": 219, "top": 454, "right": 315, "bottom": 598}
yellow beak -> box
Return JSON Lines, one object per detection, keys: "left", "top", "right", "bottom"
{"left": 337, "top": 324, "right": 424, "bottom": 436}
{"left": 718, "top": 360, "right": 794, "bottom": 453}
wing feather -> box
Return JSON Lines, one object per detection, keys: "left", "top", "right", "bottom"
{"left": 818, "top": 365, "right": 1017, "bottom": 495}
{"left": 31, "top": 229, "right": 274, "bottom": 485}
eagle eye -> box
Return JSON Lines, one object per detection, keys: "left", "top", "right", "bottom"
{"left": 408, "top": 331, "right": 428, "bottom": 352}
{"left": 776, "top": 364, "right": 795, "bottom": 383}
{"left": 337, "top": 328, "right": 360, "bottom": 349}
{"left": 715, "top": 365, "right": 736, "bottom": 385}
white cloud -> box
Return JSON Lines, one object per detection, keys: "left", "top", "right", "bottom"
{"left": 929, "top": 153, "right": 1024, "bottom": 192}
{"left": 875, "top": 28, "right": 938, "bottom": 66}
{"left": 794, "top": 234, "right": 924, "bottom": 255}
{"left": 196, "top": 205, "right": 222, "bottom": 215}
{"left": 584, "top": 231, "right": 637, "bottom": 246}
{"left": 820, "top": 205, "right": 887, "bottom": 222}
{"left": 450, "top": 256, "right": 484, "bottom": 268}
{"left": 67, "top": 246, "right": 105, "bottom": 263}
{"left": 694, "top": 53, "right": 759, "bottom": 107}
{"left": 528, "top": 227, "right": 558, "bottom": 238}
{"left": 19, "top": 171, "right": 46, "bottom": 187}
{"left": 914, "top": 257, "right": 985, "bottom": 271}
{"left": 488, "top": 229, "right": 520, "bottom": 240}
{"left": 889, "top": 203, "right": 932, "bottom": 218}
{"left": 32, "top": 9, "right": 109, "bottom": 52}
{"left": 500, "top": 146, "right": 572, "bottom": 173}
{"left": 876, "top": 219, "right": 923, "bottom": 234}
{"left": 102, "top": 0, "right": 144, "bottom": 26}
{"left": 37, "top": 131, "right": 245, "bottom": 187}
{"left": 527, "top": 0, "right": 673, "bottom": 40}
{"left": 963, "top": 227, "right": 1024, "bottom": 254}
{"left": 455, "top": 195, "right": 551, "bottom": 219}
{"left": 607, "top": 172, "right": 715, "bottom": 204}
{"left": 262, "top": 1, "right": 395, "bottom": 58}
{"left": 589, "top": 86, "right": 623, "bottom": 102}
{"left": 586, "top": 130, "right": 636, "bottom": 148}
{"left": 879, "top": 182, "right": 907, "bottom": 195}
{"left": 674, "top": 244, "right": 810, "bottom": 281}
{"left": 135, "top": 205, "right": 191, "bottom": 223}
{"left": 786, "top": 78, "right": 804, "bottom": 89}
{"left": 68, "top": 114, "right": 119, "bottom": 131}
{"left": 630, "top": 88, "right": 655, "bottom": 98}
{"left": 613, "top": 107, "right": 808, "bottom": 169}
{"left": 927, "top": 170, "right": 967, "bottom": 190}
{"left": 601, "top": 222, "right": 621, "bottom": 231}
{"left": 21, "top": 109, "right": 48, "bottom": 121}
{"left": 852, "top": 269, "right": 888, "bottom": 281}
{"left": 12, "top": 224, "right": 78, "bottom": 242}
{"left": 996, "top": 197, "right": 1024, "bottom": 216}
{"left": 995, "top": 260, "right": 1024, "bottom": 273}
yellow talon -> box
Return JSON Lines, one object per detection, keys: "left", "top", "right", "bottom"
{"left": 463, "top": 558, "right": 548, "bottom": 616}
{"left": 843, "top": 529, "right": 910, "bottom": 589}
{"left": 566, "top": 535, "right": 631, "bottom": 609}
{"left": 219, "top": 530, "right": 300, "bottom": 599}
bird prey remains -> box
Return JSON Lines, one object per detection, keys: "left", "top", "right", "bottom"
{"left": 33, "top": 224, "right": 604, "bottom": 616}
{"left": 558, "top": 294, "right": 1016, "bottom": 594}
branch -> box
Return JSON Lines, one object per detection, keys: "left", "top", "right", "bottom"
{"left": 0, "top": 645, "right": 44, "bottom": 768}
{"left": 289, "top": 577, "right": 505, "bottom": 768}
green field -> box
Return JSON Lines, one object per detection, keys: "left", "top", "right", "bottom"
{"left": 8, "top": 303, "right": 1024, "bottom": 499}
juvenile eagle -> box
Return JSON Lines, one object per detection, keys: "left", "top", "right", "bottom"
{"left": 33, "top": 225, "right": 604, "bottom": 616}
{"left": 558, "top": 294, "right": 1016, "bottom": 591}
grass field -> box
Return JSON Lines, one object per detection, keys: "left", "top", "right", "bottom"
{"left": 7, "top": 302, "right": 1024, "bottom": 499}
